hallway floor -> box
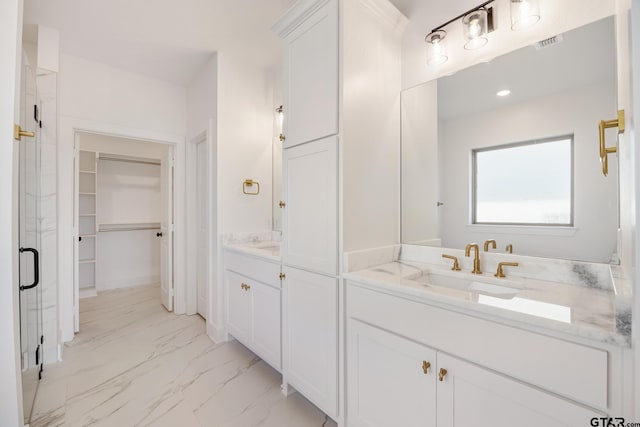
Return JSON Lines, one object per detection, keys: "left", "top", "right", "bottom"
{"left": 31, "top": 284, "right": 336, "bottom": 427}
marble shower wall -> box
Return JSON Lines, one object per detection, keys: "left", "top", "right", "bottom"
{"left": 38, "top": 72, "right": 58, "bottom": 364}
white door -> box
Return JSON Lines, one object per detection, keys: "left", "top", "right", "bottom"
{"left": 282, "top": 266, "right": 337, "bottom": 419}
{"left": 281, "top": 0, "right": 338, "bottom": 148}
{"left": 436, "top": 353, "right": 603, "bottom": 427}
{"left": 282, "top": 136, "right": 338, "bottom": 275}
{"left": 347, "top": 320, "right": 437, "bottom": 427}
{"left": 196, "top": 141, "right": 208, "bottom": 318}
{"left": 160, "top": 152, "right": 174, "bottom": 311}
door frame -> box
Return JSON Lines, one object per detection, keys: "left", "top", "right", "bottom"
{"left": 186, "top": 121, "right": 215, "bottom": 319}
{"left": 65, "top": 118, "right": 186, "bottom": 340}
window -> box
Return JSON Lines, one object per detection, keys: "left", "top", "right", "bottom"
{"left": 472, "top": 136, "right": 573, "bottom": 225}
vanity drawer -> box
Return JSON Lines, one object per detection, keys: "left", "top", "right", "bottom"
{"left": 347, "top": 282, "right": 609, "bottom": 410}
{"left": 225, "top": 251, "right": 281, "bottom": 289}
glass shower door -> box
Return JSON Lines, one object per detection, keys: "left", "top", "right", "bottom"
{"left": 18, "top": 58, "right": 43, "bottom": 424}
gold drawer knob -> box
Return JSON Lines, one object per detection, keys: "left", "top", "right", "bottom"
{"left": 241, "top": 283, "right": 251, "bottom": 291}
{"left": 279, "top": 273, "right": 286, "bottom": 280}
{"left": 422, "top": 361, "right": 431, "bottom": 374}
{"left": 439, "top": 368, "right": 448, "bottom": 382}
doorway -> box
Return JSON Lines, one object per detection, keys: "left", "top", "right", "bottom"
{"left": 73, "top": 132, "right": 176, "bottom": 330}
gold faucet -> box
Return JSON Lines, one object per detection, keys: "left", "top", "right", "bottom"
{"left": 442, "top": 254, "right": 461, "bottom": 271}
{"left": 483, "top": 239, "right": 497, "bottom": 252}
{"left": 505, "top": 244, "right": 513, "bottom": 254}
{"left": 465, "top": 243, "right": 482, "bottom": 274}
{"left": 495, "top": 262, "right": 519, "bottom": 278}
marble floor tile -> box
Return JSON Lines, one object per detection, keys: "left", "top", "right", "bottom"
{"left": 31, "top": 284, "right": 336, "bottom": 427}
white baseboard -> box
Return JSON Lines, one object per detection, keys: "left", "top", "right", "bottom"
{"left": 96, "top": 276, "right": 160, "bottom": 291}
{"left": 206, "top": 321, "right": 228, "bottom": 343}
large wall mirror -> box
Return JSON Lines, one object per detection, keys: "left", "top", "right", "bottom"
{"left": 401, "top": 16, "right": 619, "bottom": 263}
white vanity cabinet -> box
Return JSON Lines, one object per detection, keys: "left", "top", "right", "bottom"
{"left": 348, "top": 320, "right": 437, "bottom": 427}
{"left": 281, "top": 136, "right": 338, "bottom": 275}
{"left": 279, "top": 0, "right": 338, "bottom": 148}
{"left": 282, "top": 266, "right": 339, "bottom": 419}
{"left": 346, "top": 281, "right": 622, "bottom": 427}
{"left": 225, "top": 250, "right": 282, "bottom": 371}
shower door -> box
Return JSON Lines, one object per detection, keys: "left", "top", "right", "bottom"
{"left": 18, "top": 57, "right": 43, "bottom": 424}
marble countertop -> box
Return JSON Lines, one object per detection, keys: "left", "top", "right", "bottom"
{"left": 344, "top": 260, "right": 632, "bottom": 347}
{"left": 223, "top": 240, "right": 281, "bottom": 262}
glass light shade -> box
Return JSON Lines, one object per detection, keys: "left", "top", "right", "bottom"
{"left": 511, "top": 0, "right": 540, "bottom": 30}
{"left": 463, "top": 9, "right": 488, "bottom": 50}
{"left": 425, "top": 30, "right": 448, "bottom": 65}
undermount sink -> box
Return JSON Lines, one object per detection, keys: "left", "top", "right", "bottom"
{"left": 416, "top": 271, "right": 520, "bottom": 299}
{"left": 248, "top": 241, "right": 281, "bottom": 251}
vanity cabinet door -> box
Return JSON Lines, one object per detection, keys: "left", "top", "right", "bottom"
{"left": 347, "top": 319, "right": 437, "bottom": 427}
{"left": 282, "top": 136, "right": 338, "bottom": 275}
{"left": 436, "top": 353, "right": 603, "bottom": 427}
{"left": 226, "top": 270, "right": 252, "bottom": 344}
{"left": 282, "top": 266, "right": 338, "bottom": 419}
{"left": 250, "top": 280, "right": 282, "bottom": 371}
{"left": 281, "top": 0, "right": 338, "bottom": 147}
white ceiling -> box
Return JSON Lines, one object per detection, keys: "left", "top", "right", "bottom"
{"left": 23, "top": 0, "right": 297, "bottom": 86}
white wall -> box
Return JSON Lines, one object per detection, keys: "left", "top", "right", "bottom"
{"left": 342, "top": 0, "right": 406, "bottom": 253}
{"left": 186, "top": 55, "right": 218, "bottom": 328}
{"left": 58, "top": 54, "right": 187, "bottom": 342}
{"left": 0, "top": 0, "right": 24, "bottom": 423}
{"left": 400, "top": 0, "right": 615, "bottom": 90}
{"left": 213, "top": 51, "right": 275, "bottom": 339}
{"left": 437, "top": 81, "right": 617, "bottom": 261}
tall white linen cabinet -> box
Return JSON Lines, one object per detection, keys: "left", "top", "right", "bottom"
{"left": 273, "top": 0, "right": 407, "bottom": 422}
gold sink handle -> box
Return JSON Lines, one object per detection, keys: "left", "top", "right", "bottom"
{"left": 495, "top": 262, "right": 519, "bottom": 278}
{"left": 441, "top": 254, "right": 461, "bottom": 271}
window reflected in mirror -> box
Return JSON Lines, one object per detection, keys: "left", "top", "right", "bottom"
{"left": 473, "top": 136, "right": 573, "bottom": 225}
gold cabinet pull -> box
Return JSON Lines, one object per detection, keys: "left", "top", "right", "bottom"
{"left": 279, "top": 201, "right": 286, "bottom": 208}
{"left": 279, "top": 133, "right": 286, "bottom": 142}
{"left": 422, "top": 361, "right": 431, "bottom": 374}
{"left": 438, "top": 368, "right": 448, "bottom": 382}
{"left": 599, "top": 109, "right": 625, "bottom": 176}
{"left": 505, "top": 244, "right": 513, "bottom": 254}
{"left": 241, "top": 283, "right": 251, "bottom": 291}
{"left": 14, "top": 124, "right": 35, "bottom": 141}
{"left": 279, "top": 272, "right": 286, "bottom": 280}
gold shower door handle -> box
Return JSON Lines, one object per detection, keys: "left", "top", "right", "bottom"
{"left": 599, "top": 110, "right": 625, "bottom": 177}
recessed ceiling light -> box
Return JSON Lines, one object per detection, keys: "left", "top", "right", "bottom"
{"left": 496, "top": 89, "right": 511, "bottom": 97}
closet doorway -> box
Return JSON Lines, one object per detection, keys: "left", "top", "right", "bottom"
{"left": 73, "top": 132, "right": 175, "bottom": 330}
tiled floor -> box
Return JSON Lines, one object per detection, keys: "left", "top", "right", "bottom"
{"left": 31, "top": 284, "right": 336, "bottom": 427}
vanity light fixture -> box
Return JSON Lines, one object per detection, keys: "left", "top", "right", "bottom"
{"left": 463, "top": 8, "right": 490, "bottom": 50}
{"left": 275, "top": 105, "right": 285, "bottom": 142}
{"left": 510, "top": 0, "right": 540, "bottom": 30}
{"left": 424, "top": 0, "right": 495, "bottom": 65}
{"left": 425, "top": 30, "right": 448, "bottom": 65}
{"left": 496, "top": 89, "right": 511, "bottom": 97}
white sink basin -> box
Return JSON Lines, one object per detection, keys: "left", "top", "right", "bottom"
{"left": 249, "top": 241, "right": 281, "bottom": 251}
{"left": 417, "top": 271, "right": 520, "bottom": 299}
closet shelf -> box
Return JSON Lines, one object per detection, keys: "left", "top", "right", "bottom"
{"left": 98, "top": 222, "right": 161, "bottom": 232}
{"left": 80, "top": 234, "right": 96, "bottom": 238}
{"left": 79, "top": 259, "right": 96, "bottom": 264}
{"left": 79, "top": 170, "right": 96, "bottom": 174}
{"left": 80, "top": 214, "right": 96, "bottom": 217}
{"left": 79, "top": 192, "right": 96, "bottom": 196}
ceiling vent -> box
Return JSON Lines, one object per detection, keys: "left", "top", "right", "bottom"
{"left": 534, "top": 34, "right": 564, "bottom": 50}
